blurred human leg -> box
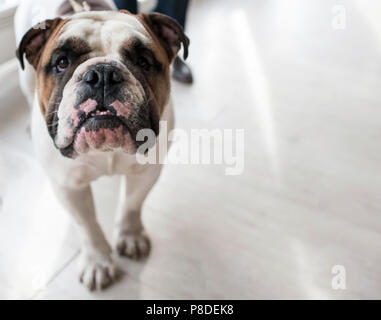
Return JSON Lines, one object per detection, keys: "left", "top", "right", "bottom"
{"left": 155, "top": 0, "right": 193, "bottom": 84}
{"left": 154, "top": 0, "right": 189, "bottom": 28}
{"left": 114, "top": 0, "right": 138, "bottom": 14}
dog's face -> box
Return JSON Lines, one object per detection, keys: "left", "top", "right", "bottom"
{"left": 17, "top": 10, "right": 189, "bottom": 158}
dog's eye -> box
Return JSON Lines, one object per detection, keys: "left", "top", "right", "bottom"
{"left": 55, "top": 56, "right": 69, "bottom": 72}
{"left": 137, "top": 56, "right": 151, "bottom": 70}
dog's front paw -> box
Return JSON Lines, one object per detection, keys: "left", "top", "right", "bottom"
{"left": 115, "top": 231, "right": 150, "bottom": 260}
{"left": 78, "top": 252, "right": 116, "bottom": 291}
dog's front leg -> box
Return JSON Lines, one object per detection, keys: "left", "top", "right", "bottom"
{"left": 52, "top": 182, "right": 115, "bottom": 290}
{"left": 114, "top": 164, "right": 162, "bottom": 260}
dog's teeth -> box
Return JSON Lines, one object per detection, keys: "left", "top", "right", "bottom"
{"left": 88, "top": 110, "right": 112, "bottom": 117}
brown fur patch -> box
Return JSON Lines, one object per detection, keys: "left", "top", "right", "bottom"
{"left": 136, "top": 12, "right": 189, "bottom": 62}
{"left": 36, "top": 23, "right": 65, "bottom": 115}
{"left": 37, "top": 35, "right": 91, "bottom": 116}
{"left": 16, "top": 18, "right": 68, "bottom": 70}
{"left": 119, "top": 34, "right": 171, "bottom": 117}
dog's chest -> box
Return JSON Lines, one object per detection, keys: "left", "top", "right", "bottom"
{"left": 78, "top": 151, "right": 143, "bottom": 175}
{"left": 60, "top": 151, "right": 145, "bottom": 187}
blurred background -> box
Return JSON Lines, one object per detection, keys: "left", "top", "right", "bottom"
{"left": 0, "top": 0, "right": 381, "bottom": 299}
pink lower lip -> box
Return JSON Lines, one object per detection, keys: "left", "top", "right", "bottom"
{"left": 73, "top": 124, "right": 134, "bottom": 154}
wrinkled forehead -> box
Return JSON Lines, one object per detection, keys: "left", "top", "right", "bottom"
{"left": 57, "top": 11, "right": 152, "bottom": 55}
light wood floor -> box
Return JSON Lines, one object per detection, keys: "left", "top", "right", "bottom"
{"left": 0, "top": 0, "right": 381, "bottom": 299}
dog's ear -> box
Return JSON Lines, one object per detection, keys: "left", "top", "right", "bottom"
{"left": 135, "top": 12, "right": 189, "bottom": 62}
{"left": 16, "top": 18, "right": 64, "bottom": 70}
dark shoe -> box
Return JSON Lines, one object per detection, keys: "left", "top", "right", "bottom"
{"left": 172, "top": 56, "right": 193, "bottom": 84}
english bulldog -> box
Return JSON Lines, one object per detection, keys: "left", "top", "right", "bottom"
{"left": 15, "top": 0, "right": 189, "bottom": 290}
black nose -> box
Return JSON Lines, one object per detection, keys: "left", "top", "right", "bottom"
{"left": 83, "top": 64, "right": 123, "bottom": 88}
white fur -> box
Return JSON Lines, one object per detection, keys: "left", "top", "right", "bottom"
{"left": 16, "top": 0, "right": 175, "bottom": 290}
